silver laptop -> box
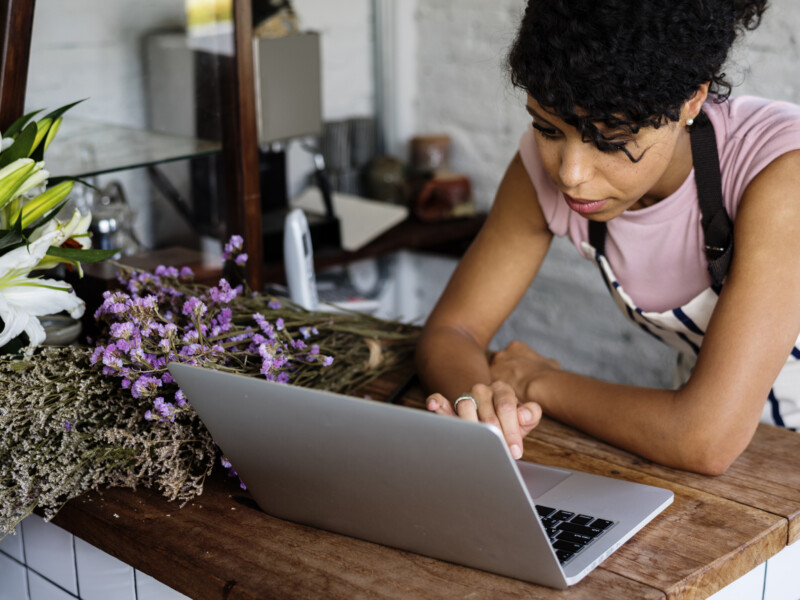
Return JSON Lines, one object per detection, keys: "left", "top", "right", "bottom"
{"left": 169, "top": 363, "right": 673, "bottom": 589}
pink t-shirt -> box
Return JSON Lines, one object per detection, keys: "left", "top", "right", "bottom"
{"left": 519, "top": 96, "right": 800, "bottom": 312}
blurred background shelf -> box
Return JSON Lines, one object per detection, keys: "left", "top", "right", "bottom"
{"left": 46, "top": 118, "right": 221, "bottom": 179}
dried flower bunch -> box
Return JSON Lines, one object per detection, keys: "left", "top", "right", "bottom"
{"left": 0, "top": 237, "right": 419, "bottom": 538}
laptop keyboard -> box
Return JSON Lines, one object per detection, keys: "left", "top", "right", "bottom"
{"left": 535, "top": 505, "right": 615, "bottom": 564}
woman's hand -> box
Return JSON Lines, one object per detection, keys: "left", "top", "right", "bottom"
{"left": 426, "top": 381, "right": 542, "bottom": 460}
{"left": 489, "top": 340, "right": 562, "bottom": 401}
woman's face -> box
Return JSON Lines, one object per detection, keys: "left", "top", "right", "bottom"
{"left": 527, "top": 97, "right": 692, "bottom": 220}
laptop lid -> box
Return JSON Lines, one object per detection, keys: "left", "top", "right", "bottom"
{"left": 169, "top": 363, "right": 671, "bottom": 588}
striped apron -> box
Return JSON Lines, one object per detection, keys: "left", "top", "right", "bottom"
{"left": 581, "top": 240, "right": 800, "bottom": 430}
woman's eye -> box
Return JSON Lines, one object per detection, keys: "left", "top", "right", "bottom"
{"left": 532, "top": 122, "right": 559, "bottom": 139}
{"left": 596, "top": 140, "right": 629, "bottom": 153}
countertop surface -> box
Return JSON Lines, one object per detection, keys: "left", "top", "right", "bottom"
{"left": 51, "top": 372, "right": 800, "bottom": 600}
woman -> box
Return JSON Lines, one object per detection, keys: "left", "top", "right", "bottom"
{"left": 416, "top": 0, "right": 800, "bottom": 475}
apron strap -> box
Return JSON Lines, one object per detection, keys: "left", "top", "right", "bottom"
{"left": 588, "top": 110, "right": 734, "bottom": 287}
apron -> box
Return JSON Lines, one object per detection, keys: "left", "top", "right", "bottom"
{"left": 580, "top": 241, "right": 800, "bottom": 430}
{"left": 584, "top": 112, "right": 800, "bottom": 430}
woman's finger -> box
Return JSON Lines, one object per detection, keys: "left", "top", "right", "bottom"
{"left": 489, "top": 381, "right": 524, "bottom": 459}
{"left": 453, "top": 387, "right": 483, "bottom": 423}
{"left": 426, "top": 393, "right": 455, "bottom": 416}
{"left": 517, "top": 401, "right": 543, "bottom": 437}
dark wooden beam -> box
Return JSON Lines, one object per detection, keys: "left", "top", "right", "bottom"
{"left": 225, "top": 0, "right": 263, "bottom": 292}
{"left": 0, "top": 0, "right": 36, "bottom": 131}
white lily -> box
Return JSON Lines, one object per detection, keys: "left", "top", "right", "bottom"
{"left": 30, "top": 209, "right": 93, "bottom": 276}
{"left": 0, "top": 226, "right": 85, "bottom": 351}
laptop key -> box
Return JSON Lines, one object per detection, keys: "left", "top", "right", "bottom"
{"left": 557, "top": 521, "right": 603, "bottom": 538}
{"left": 556, "top": 531, "right": 593, "bottom": 545}
{"left": 541, "top": 517, "right": 559, "bottom": 530}
{"left": 592, "top": 519, "right": 614, "bottom": 530}
{"left": 556, "top": 550, "right": 574, "bottom": 563}
{"left": 553, "top": 510, "right": 575, "bottom": 522}
{"left": 553, "top": 539, "right": 583, "bottom": 553}
{"left": 535, "top": 505, "right": 557, "bottom": 518}
{"left": 570, "top": 514, "right": 595, "bottom": 526}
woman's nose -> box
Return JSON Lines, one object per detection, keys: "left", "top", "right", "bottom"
{"left": 559, "top": 141, "right": 594, "bottom": 189}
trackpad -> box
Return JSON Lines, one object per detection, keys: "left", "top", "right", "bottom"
{"left": 517, "top": 462, "right": 572, "bottom": 499}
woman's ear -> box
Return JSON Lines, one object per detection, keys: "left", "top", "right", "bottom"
{"left": 683, "top": 82, "right": 711, "bottom": 123}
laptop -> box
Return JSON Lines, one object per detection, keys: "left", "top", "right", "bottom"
{"left": 169, "top": 363, "right": 673, "bottom": 589}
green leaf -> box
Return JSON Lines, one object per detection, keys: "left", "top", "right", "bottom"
{"left": 0, "top": 228, "right": 24, "bottom": 252}
{"left": 42, "top": 99, "right": 86, "bottom": 122}
{"left": 29, "top": 117, "right": 54, "bottom": 162}
{"left": 0, "top": 122, "right": 38, "bottom": 169}
{"left": 46, "top": 246, "right": 119, "bottom": 263}
{"left": 0, "top": 216, "right": 26, "bottom": 253}
{"left": 2, "top": 109, "right": 43, "bottom": 138}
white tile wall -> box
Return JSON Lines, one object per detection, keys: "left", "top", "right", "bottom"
{"left": 0, "top": 528, "right": 25, "bottom": 562}
{"left": 134, "top": 571, "right": 191, "bottom": 600}
{"left": 21, "top": 516, "right": 78, "bottom": 596}
{"left": 707, "top": 562, "right": 766, "bottom": 600}
{"left": 4, "top": 515, "right": 189, "bottom": 600}
{"left": 764, "top": 540, "right": 800, "bottom": 600}
{"left": 74, "top": 538, "right": 136, "bottom": 600}
{"left": 0, "top": 551, "right": 29, "bottom": 600}
{"left": 27, "top": 571, "right": 77, "bottom": 600}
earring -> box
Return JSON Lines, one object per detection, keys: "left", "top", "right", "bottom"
{"left": 686, "top": 117, "right": 695, "bottom": 127}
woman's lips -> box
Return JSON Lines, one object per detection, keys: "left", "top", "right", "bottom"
{"left": 563, "top": 193, "right": 610, "bottom": 215}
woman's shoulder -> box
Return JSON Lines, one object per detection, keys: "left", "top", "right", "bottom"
{"left": 706, "top": 95, "right": 800, "bottom": 142}
{"left": 706, "top": 96, "right": 800, "bottom": 220}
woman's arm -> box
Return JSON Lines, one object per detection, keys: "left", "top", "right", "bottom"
{"left": 415, "top": 152, "right": 554, "bottom": 457}
{"left": 491, "top": 149, "right": 800, "bottom": 475}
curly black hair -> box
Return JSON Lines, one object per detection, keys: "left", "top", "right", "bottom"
{"left": 508, "top": 0, "right": 769, "bottom": 157}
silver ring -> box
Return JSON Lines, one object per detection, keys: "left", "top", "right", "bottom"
{"left": 453, "top": 394, "right": 478, "bottom": 413}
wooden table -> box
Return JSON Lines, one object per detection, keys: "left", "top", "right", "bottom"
{"left": 50, "top": 373, "right": 800, "bottom": 600}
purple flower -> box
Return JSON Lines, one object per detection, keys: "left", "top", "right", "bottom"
{"left": 235, "top": 253, "right": 248, "bottom": 266}
{"left": 144, "top": 410, "right": 154, "bottom": 421}
{"left": 109, "top": 321, "right": 135, "bottom": 340}
{"left": 223, "top": 235, "right": 245, "bottom": 261}
{"left": 89, "top": 345, "right": 104, "bottom": 365}
{"left": 153, "top": 397, "right": 175, "bottom": 422}
{"left": 64, "top": 420, "right": 73, "bottom": 432}
{"left": 310, "top": 344, "right": 320, "bottom": 355}
{"left": 322, "top": 356, "right": 334, "bottom": 367}
{"left": 268, "top": 299, "right": 281, "bottom": 310}
{"left": 179, "top": 343, "right": 202, "bottom": 357}
{"left": 155, "top": 265, "right": 180, "bottom": 278}
{"left": 180, "top": 266, "right": 194, "bottom": 279}
{"left": 276, "top": 318, "right": 284, "bottom": 331}
{"left": 131, "top": 375, "right": 162, "bottom": 399}
{"left": 102, "top": 345, "right": 124, "bottom": 370}
{"left": 209, "top": 279, "right": 238, "bottom": 304}
{"left": 276, "top": 372, "right": 290, "bottom": 383}
{"left": 175, "top": 389, "right": 187, "bottom": 407}
{"left": 182, "top": 297, "right": 208, "bottom": 318}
